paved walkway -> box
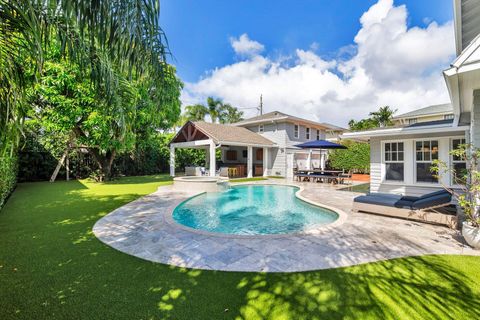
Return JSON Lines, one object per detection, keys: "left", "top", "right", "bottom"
{"left": 93, "top": 180, "right": 478, "bottom": 272}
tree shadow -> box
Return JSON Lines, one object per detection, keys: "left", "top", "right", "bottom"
{"left": 98, "top": 174, "right": 173, "bottom": 185}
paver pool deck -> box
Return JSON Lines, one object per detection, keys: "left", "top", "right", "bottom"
{"left": 93, "top": 180, "right": 479, "bottom": 272}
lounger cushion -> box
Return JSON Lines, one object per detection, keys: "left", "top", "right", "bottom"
{"left": 355, "top": 190, "right": 452, "bottom": 211}
{"left": 354, "top": 195, "right": 414, "bottom": 209}
{"left": 400, "top": 190, "right": 449, "bottom": 202}
{"left": 412, "top": 192, "right": 452, "bottom": 209}
{"left": 417, "top": 189, "right": 450, "bottom": 200}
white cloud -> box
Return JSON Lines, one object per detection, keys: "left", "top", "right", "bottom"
{"left": 183, "top": 0, "right": 455, "bottom": 126}
{"left": 230, "top": 33, "right": 264, "bottom": 57}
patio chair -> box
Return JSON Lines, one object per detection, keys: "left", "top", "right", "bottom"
{"left": 338, "top": 170, "right": 352, "bottom": 185}
{"left": 311, "top": 172, "right": 334, "bottom": 183}
{"left": 352, "top": 189, "right": 457, "bottom": 228}
{"left": 219, "top": 167, "right": 229, "bottom": 177}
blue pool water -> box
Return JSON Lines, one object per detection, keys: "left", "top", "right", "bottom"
{"left": 172, "top": 185, "right": 339, "bottom": 235}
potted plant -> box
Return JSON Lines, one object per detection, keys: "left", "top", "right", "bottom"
{"left": 432, "top": 144, "right": 480, "bottom": 249}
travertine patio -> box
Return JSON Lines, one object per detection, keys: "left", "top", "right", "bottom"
{"left": 93, "top": 180, "right": 479, "bottom": 272}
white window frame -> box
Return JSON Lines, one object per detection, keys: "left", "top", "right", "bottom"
{"left": 294, "top": 124, "right": 299, "bottom": 139}
{"left": 316, "top": 129, "right": 320, "bottom": 140}
{"left": 259, "top": 124, "right": 264, "bottom": 133}
{"left": 383, "top": 141, "right": 405, "bottom": 182}
{"left": 414, "top": 139, "right": 439, "bottom": 184}
{"left": 408, "top": 118, "right": 418, "bottom": 125}
{"left": 450, "top": 137, "right": 466, "bottom": 186}
{"left": 306, "top": 127, "right": 310, "bottom": 140}
{"left": 444, "top": 114, "right": 454, "bottom": 120}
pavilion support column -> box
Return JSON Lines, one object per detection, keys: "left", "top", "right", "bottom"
{"left": 247, "top": 146, "right": 253, "bottom": 178}
{"left": 263, "top": 147, "right": 269, "bottom": 177}
{"left": 169, "top": 145, "right": 175, "bottom": 177}
{"left": 209, "top": 141, "right": 216, "bottom": 177}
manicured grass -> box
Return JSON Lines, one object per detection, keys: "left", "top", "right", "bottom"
{"left": 1, "top": 175, "right": 479, "bottom": 319}
{"left": 230, "top": 177, "right": 268, "bottom": 183}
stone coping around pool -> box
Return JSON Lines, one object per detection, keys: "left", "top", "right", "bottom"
{"left": 93, "top": 179, "right": 479, "bottom": 272}
{"left": 164, "top": 183, "right": 348, "bottom": 239}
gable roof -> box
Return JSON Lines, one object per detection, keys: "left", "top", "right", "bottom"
{"left": 233, "top": 110, "right": 346, "bottom": 131}
{"left": 170, "top": 121, "right": 275, "bottom": 146}
{"left": 443, "top": 32, "right": 480, "bottom": 117}
{"left": 393, "top": 103, "right": 453, "bottom": 119}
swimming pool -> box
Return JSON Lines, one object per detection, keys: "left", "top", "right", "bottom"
{"left": 172, "top": 185, "right": 339, "bottom": 235}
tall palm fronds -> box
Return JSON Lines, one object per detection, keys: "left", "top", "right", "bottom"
{"left": 184, "top": 104, "right": 208, "bottom": 122}
{"left": 0, "top": 0, "right": 171, "bottom": 155}
{"left": 369, "top": 106, "right": 397, "bottom": 128}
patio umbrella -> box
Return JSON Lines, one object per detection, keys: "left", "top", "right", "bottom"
{"left": 294, "top": 140, "right": 347, "bottom": 171}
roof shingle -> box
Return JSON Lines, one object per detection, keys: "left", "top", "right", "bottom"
{"left": 192, "top": 121, "right": 275, "bottom": 146}
{"left": 393, "top": 103, "right": 453, "bottom": 119}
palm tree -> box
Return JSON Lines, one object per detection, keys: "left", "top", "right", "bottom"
{"left": 369, "top": 106, "right": 397, "bottom": 127}
{"left": 184, "top": 104, "right": 209, "bottom": 122}
{"left": 206, "top": 97, "right": 224, "bottom": 123}
{"left": 219, "top": 104, "right": 244, "bottom": 124}
{"left": 0, "top": 0, "right": 170, "bottom": 156}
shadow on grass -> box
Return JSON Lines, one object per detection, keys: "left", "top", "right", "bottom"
{"left": 0, "top": 177, "right": 479, "bottom": 319}
{"left": 97, "top": 174, "right": 173, "bottom": 185}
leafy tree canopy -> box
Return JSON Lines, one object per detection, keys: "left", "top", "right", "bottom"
{"left": 25, "top": 45, "right": 182, "bottom": 180}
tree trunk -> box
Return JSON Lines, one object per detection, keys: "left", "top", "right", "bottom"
{"left": 73, "top": 125, "right": 117, "bottom": 181}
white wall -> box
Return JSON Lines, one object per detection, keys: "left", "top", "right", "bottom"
{"left": 471, "top": 89, "right": 480, "bottom": 148}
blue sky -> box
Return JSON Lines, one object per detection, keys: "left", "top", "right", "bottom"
{"left": 161, "top": 0, "right": 456, "bottom": 125}
{"left": 162, "top": 0, "right": 453, "bottom": 82}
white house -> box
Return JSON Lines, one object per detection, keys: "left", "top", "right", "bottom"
{"left": 343, "top": 0, "right": 480, "bottom": 196}
{"left": 169, "top": 111, "right": 346, "bottom": 178}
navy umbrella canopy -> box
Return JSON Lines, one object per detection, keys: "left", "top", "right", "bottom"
{"left": 294, "top": 140, "right": 347, "bottom": 171}
{"left": 294, "top": 140, "right": 347, "bottom": 149}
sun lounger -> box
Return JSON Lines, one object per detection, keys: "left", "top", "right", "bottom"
{"left": 352, "top": 189, "right": 457, "bottom": 228}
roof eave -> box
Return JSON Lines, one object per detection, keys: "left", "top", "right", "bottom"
{"left": 232, "top": 116, "right": 289, "bottom": 126}
{"left": 341, "top": 124, "right": 469, "bottom": 140}
{"left": 218, "top": 140, "right": 276, "bottom": 148}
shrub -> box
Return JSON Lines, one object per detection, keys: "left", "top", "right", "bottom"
{"left": 328, "top": 140, "right": 370, "bottom": 173}
{"left": 0, "top": 153, "right": 18, "bottom": 209}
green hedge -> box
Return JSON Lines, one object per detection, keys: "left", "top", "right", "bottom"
{"left": 328, "top": 140, "right": 370, "bottom": 174}
{"left": 0, "top": 153, "right": 18, "bottom": 209}
{"left": 17, "top": 132, "right": 208, "bottom": 182}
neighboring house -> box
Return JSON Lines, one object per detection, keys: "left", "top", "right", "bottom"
{"left": 233, "top": 111, "right": 347, "bottom": 177}
{"left": 392, "top": 104, "right": 454, "bottom": 126}
{"left": 342, "top": 0, "right": 480, "bottom": 197}
{"left": 169, "top": 111, "right": 346, "bottom": 178}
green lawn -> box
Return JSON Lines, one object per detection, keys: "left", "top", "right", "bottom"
{"left": 0, "top": 175, "right": 479, "bottom": 319}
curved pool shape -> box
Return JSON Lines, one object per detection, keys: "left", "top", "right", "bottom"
{"left": 172, "top": 185, "right": 339, "bottom": 235}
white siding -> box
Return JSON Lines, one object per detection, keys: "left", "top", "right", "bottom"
{"left": 247, "top": 123, "right": 286, "bottom": 176}
{"left": 459, "top": 0, "right": 480, "bottom": 53}
{"left": 472, "top": 89, "right": 480, "bottom": 148}
{"left": 370, "top": 138, "right": 382, "bottom": 193}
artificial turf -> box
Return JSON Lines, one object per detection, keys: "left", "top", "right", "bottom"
{"left": 0, "top": 175, "right": 479, "bottom": 319}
